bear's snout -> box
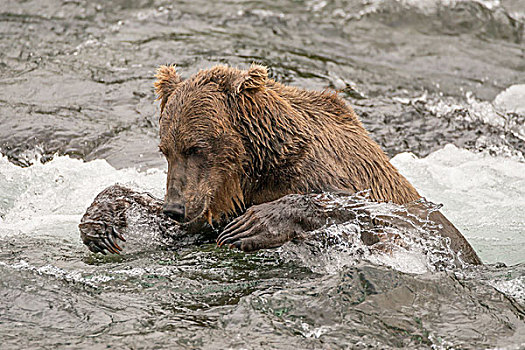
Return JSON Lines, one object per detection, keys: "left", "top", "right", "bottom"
{"left": 163, "top": 202, "right": 185, "bottom": 222}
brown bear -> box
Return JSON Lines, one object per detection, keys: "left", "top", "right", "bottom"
{"left": 79, "top": 64, "right": 481, "bottom": 265}
{"left": 153, "top": 64, "right": 481, "bottom": 265}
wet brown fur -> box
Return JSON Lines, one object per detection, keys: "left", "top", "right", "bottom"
{"left": 155, "top": 64, "right": 421, "bottom": 223}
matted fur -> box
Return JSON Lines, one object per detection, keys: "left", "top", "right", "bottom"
{"left": 155, "top": 64, "right": 421, "bottom": 224}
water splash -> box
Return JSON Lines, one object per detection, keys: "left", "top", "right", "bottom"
{"left": 277, "top": 193, "right": 468, "bottom": 275}
{"left": 0, "top": 154, "right": 165, "bottom": 238}
{"left": 392, "top": 144, "right": 525, "bottom": 265}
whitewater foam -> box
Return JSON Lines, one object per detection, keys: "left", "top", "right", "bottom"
{"left": 0, "top": 155, "right": 165, "bottom": 238}
{"left": 392, "top": 144, "right": 525, "bottom": 265}
{"left": 1, "top": 143, "right": 523, "bottom": 266}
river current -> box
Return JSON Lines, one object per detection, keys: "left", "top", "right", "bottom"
{"left": 1, "top": 0, "right": 524, "bottom": 349}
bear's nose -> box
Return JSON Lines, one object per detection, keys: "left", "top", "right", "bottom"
{"left": 163, "top": 203, "right": 185, "bottom": 222}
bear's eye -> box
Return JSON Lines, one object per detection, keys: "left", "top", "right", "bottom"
{"left": 183, "top": 146, "right": 202, "bottom": 156}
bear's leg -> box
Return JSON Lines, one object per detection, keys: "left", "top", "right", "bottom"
{"left": 217, "top": 193, "right": 365, "bottom": 252}
{"left": 79, "top": 185, "right": 164, "bottom": 254}
{"left": 217, "top": 192, "right": 481, "bottom": 266}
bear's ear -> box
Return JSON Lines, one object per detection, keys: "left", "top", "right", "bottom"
{"left": 235, "top": 64, "right": 268, "bottom": 93}
{"left": 154, "top": 65, "right": 182, "bottom": 115}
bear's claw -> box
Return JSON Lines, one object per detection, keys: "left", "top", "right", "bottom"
{"left": 217, "top": 224, "right": 263, "bottom": 249}
{"left": 79, "top": 220, "right": 126, "bottom": 255}
{"left": 216, "top": 213, "right": 259, "bottom": 246}
{"left": 216, "top": 204, "right": 295, "bottom": 252}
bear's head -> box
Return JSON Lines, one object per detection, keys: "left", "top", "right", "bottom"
{"left": 154, "top": 64, "right": 269, "bottom": 225}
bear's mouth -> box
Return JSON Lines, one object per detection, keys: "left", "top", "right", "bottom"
{"left": 179, "top": 196, "right": 212, "bottom": 227}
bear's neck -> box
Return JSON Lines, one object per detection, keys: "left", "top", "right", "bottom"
{"left": 232, "top": 81, "right": 421, "bottom": 206}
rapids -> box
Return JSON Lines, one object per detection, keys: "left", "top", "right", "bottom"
{"left": 1, "top": 0, "right": 524, "bottom": 348}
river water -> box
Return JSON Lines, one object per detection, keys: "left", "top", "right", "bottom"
{"left": 1, "top": 0, "right": 524, "bottom": 349}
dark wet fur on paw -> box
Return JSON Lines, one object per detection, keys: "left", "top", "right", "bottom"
{"left": 79, "top": 184, "right": 215, "bottom": 255}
